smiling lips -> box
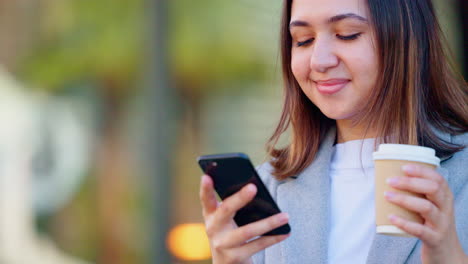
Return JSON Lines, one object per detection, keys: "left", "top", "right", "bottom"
{"left": 315, "top": 79, "right": 350, "bottom": 95}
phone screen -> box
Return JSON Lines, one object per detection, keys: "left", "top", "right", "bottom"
{"left": 198, "top": 153, "right": 290, "bottom": 235}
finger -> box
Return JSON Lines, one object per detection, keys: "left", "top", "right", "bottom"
{"left": 402, "top": 164, "right": 444, "bottom": 183}
{"left": 388, "top": 214, "right": 439, "bottom": 248}
{"left": 387, "top": 176, "right": 439, "bottom": 195}
{"left": 240, "top": 233, "right": 290, "bottom": 258}
{"left": 200, "top": 175, "right": 218, "bottom": 216}
{"left": 386, "top": 176, "right": 444, "bottom": 208}
{"left": 223, "top": 213, "right": 290, "bottom": 248}
{"left": 401, "top": 164, "right": 451, "bottom": 209}
{"left": 384, "top": 191, "right": 439, "bottom": 225}
{"left": 214, "top": 184, "right": 257, "bottom": 224}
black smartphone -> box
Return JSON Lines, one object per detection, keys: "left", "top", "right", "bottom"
{"left": 197, "top": 153, "right": 290, "bottom": 236}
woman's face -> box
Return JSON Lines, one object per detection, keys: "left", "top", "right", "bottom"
{"left": 290, "top": 0, "right": 378, "bottom": 121}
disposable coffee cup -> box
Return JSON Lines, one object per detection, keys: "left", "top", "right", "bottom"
{"left": 373, "top": 144, "right": 440, "bottom": 237}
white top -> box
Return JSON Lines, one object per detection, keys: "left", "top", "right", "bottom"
{"left": 327, "top": 138, "right": 376, "bottom": 264}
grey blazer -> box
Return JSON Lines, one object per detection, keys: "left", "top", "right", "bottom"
{"left": 253, "top": 127, "right": 468, "bottom": 264}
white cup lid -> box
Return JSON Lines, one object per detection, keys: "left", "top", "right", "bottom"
{"left": 372, "top": 144, "right": 440, "bottom": 166}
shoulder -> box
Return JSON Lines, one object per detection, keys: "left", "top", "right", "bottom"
{"left": 441, "top": 132, "right": 468, "bottom": 199}
{"left": 256, "top": 161, "right": 280, "bottom": 188}
{"left": 445, "top": 132, "right": 468, "bottom": 167}
{"left": 447, "top": 133, "right": 468, "bottom": 252}
{"left": 255, "top": 161, "right": 284, "bottom": 200}
{"left": 450, "top": 132, "right": 468, "bottom": 146}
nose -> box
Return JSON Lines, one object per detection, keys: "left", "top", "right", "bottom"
{"left": 309, "top": 37, "right": 339, "bottom": 73}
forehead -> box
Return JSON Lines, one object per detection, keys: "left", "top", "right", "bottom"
{"left": 290, "top": 0, "right": 369, "bottom": 23}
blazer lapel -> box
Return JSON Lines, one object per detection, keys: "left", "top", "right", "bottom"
{"left": 366, "top": 156, "right": 451, "bottom": 264}
{"left": 276, "top": 128, "right": 336, "bottom": 263}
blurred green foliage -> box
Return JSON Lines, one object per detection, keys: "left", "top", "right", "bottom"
{"left": 169, "top": 0, "right": 280, "bottom": 96}
{"left": 18, "top": 0, "right": 145, "bottom": 95}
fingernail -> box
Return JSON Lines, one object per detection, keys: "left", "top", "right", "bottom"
{"left": 245, "top": 183, "right": 256, "bottom": 192}
{"left": 384, "top": 191, "right": 396, "bottom": 199}
{"left": 201, "top": 175, "right": 209, "bottom": 184}
{"left": 388, "top": 214, "right": 398, "bottom": 222}
{"left": 402, "top": 164, "right": 416, "bottom": 173}
{"left": 278, "top": 213, "right": 289, "bottom": 223}
{"left": 386, "top": 177, "right": 398, "bottom": 186}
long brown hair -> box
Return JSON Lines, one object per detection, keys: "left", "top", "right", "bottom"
{"left": 267, "top": 0, "right": 468, "bottom": 180}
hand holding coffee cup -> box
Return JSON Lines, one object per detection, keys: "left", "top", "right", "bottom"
{"left": 373, "top": 144, "right": 468, "bottom": 262}
{"left": 373, "top": 144, "right": 440, "bottom": 237}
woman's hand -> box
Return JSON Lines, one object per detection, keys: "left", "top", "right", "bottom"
{"left": 384, "top": 164, "right": 468, "bottom": 264}
{"left": 199, "top": 175, "right": 290, "bottom": 264}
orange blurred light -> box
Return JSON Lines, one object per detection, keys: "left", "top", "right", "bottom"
{"left": 167, "top": 223, "right": 211, "bottom": 260}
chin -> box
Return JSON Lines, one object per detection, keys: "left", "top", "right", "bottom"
{"left": 316, "top": 107, "right": 352, "bottom": 121}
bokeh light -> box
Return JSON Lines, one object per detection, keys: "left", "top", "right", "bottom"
{"left": 167, "top": 223, "right": 211, "bottom": 261}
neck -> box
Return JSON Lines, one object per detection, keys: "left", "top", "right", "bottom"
{"left": 335, "top": 119, "right": 377, "bottom": 143}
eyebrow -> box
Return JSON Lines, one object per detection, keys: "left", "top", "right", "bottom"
{"left": 289, "top": 13, "right": 368, "bottom": 29}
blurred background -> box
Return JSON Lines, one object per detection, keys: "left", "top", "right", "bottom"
{"left": 0, "top": 0, "right": 465, "bottom": 263}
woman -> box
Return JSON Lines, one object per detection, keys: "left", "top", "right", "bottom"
{"left": 199, "top": 0, "right": 468, "bottom": 263}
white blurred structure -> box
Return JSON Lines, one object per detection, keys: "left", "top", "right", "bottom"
{"left": 0, "top": 67, "right": 92, "bottom": 264}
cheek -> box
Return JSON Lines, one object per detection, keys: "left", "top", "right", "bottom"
{"left": 354, "top": 47, "right": 378, "bottom": 72}
{"left": 291, "top": 53, "right": 309, "bottom": 82}
{"left": 357, "top": 55, "right": 378, "bottom": 87}
{"left": 345, "top": 46, "right": 379, "bottom": 87}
